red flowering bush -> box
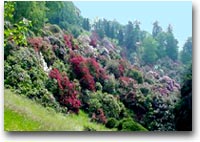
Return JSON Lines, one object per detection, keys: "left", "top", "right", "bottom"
{"left": 70, "top": 55, "right": 86, "bottom": 77}
{"left": 49, "top": 68, "right": 63, "bottom": 89}
{"left": 28, "top": 37, "right": 43, "bottom": 52}
{"left": 63, "top": 34, "right": 79, "bottom": 50}
{"left": 49, "top": 68, "right": 81, "bottom": 113}
{"left": 118, "top": 59, "right": 129, "bottom": 76}
{"left": 70, "top": 56, "right": 95, "bottom": 91}
{"left": 80, "top": 73, "right": 95, "bottom": 91}
{"left": 63, "top": 34, "right": 73, "bottom": 49}
{"left": 70, "top": 55, "right": 108, "bottom": 91}
{"left": 86, "top": 58, "right": 108, "bottom": 82}
{"left": 119, "top": 77, "right": 136, "bottom": 89}
{"left": 118, "top": 64, "right": 125, "bottom": 76}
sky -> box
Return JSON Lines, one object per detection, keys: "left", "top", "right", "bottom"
{"left": 74, "top": 1, "right": 192, "bottom": 49}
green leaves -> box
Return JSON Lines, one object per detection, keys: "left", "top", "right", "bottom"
{"left": 142, "top": 35, "right": 158, "bottom": 64}
{"left": 4, "top": 1, "right": 15, "bottom": 21}
{"left": 4, "top": 18, "right": 32, "bottom": 47}
{"left": 181, "top": 37, "right": 192, "bottom": 65}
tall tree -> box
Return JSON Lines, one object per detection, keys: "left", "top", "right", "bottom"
{"left": 152, "top": 21, "right": 162, "bottom": 38}
{"left": 142, "top": 35, "right": 158, "bottom": 64}
{"left": 14, "top": 1, "right": 47, "bottom": 32}
{"left": 124, "top": 21, "right": 135, "bottom": 53}
{"left": 165, "top": 24, "right": 179, "bottom": 61}
{"left": 46, "top": 1, "right": 64, "bottom": 25}
{"left": 46, "top": 1, "right": 81, "bottom": 29}
{"left": 133, "top": 20, "right": 141, "bottom": 43}
{"left": 181, "top": 37, "right": 192, "bottom": 65}
{"left": 155, "top": 32, "right": 167, "bottom": 59}
{"left": 117, "top": 28, "right": 124, "bottom": 45}
{"left": 82, "top": 18, "right": 91, "bottom": 31}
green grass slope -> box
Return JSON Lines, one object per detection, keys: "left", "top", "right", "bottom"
{"left": 4, "top": 89, "right": 113, "bottom": 131}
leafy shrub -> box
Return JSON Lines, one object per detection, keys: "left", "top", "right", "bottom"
{"left": 103, "top": 75, "right": 117, "bottom": 94}
{"left": 140, "top": 87, "right": 149, "bottom": 95}
{"left": 52, "top": 60, "right": 70, "bottom": 76}
{"left": 91, "top": 109, "right": 107, "bottom": 124}
{"left": 121, "top": 119, "right": 147, "bottom": 131}
{"left": 106, "top": 60, "right": 121, "bottom": 78}
{"left": 142, "top": 93, "right": 176, "bottom": 131}
{"left": 95, "top": 82, "right": 103, "bottom": 91}
{"left": 126, "top": 69, "right": 143, "bottom": 84}
{"left": 88, "top": 91, "right": 125, "bottom": 119}
{"left": 106, "top": 118, "right": 118, "bottom": 128}
{"left": 83, "top": 125, "right": 97, "bottom": 131}
{"left": 48, "top": 24, "right": 62, "bottom": 33}
{"left": 4, "top": 17, "right": 31, "bottom": 48}
{"left": 28, "top": 37, "right": 57, "bottom": 67}
{"left": 4, "top": 47, "right": 59, "bottom": 109}
{"left": 144, "top": 78, "right": 154, "bottom": 84}
{"left": 117, "top": 118, "right": 147, "bottom": 131}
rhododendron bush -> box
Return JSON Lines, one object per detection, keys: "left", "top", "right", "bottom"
{"left": 49, "top": 68, "right": 81, "bottom": 113}
{"left": 69, "top": 55, "right": 108, "bottom": 91}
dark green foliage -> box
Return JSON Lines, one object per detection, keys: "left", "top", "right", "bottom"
{"left": 106, "top": 60, "right": 121, "bottom": 78}
{"left": 14, "top": 1, "right": 47, "bottom": 33}
{"left": 103, "top": 77, "right": 117, "bottom": 94}
{"left": 181, "top": 37, "right": 192, "bottom": 65}
{"left": 155, "top": 32, "right": 167, "bottom": 58}
{"left": 83, "top": 125, "right": 97, "bottom": 131}
{"left": 117, "top": 29, "right": 124, "bottom": 45}
{"left": 175, "top": 65, "right": 192, "bottom": 131}
{"left": 143, "top": 94, "right": 176, "bottom": 131}
{"left": 122, "top": 120, "right": 147, "bottom": 131}
{"left": 106, "top": 118, "right": 118, "bottom": 128}
{"left": 117, "top": 118, "right": 147, "bottom": 131}
{"left": 126, "top": 69, "right": 143, "bottom": 84}
{"left": 165, "top": 31, "right": 179, "bottom": 61}
{"left": 140, "top": 87, "right": 149, "bottom": 95}
{"left": 152, "top": 21, "right": 162, "bottom": 38}
{"left": 46, "top": 1, "right": 81, "bottom": 33}
{"left": 82, "top": 18, "right": 91, "bottom": 31}
{"left": 93, "top": 18, "right": 122, "bottom": 40}
{"left": 87, "top": 91, "right": 125, "bottom": 119}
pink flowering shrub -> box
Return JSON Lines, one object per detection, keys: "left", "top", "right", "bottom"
{"left": 27, "top": 37, "right": 43, "bottom": 52}
{"left": 91, "top": 109, "right": 107, "bottom": 124}
{"left": 63, "top": 34, "right": 73, "bottom": 49}
{"left": 63, "top": 34, "right": 79, "bottom": 50}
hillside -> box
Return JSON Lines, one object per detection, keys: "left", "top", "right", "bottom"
{"left": 4, "top": 89, "right": 112, "bottom": 131}
{"left": 4, "top": 1, "right": 192, "bottom": 131}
